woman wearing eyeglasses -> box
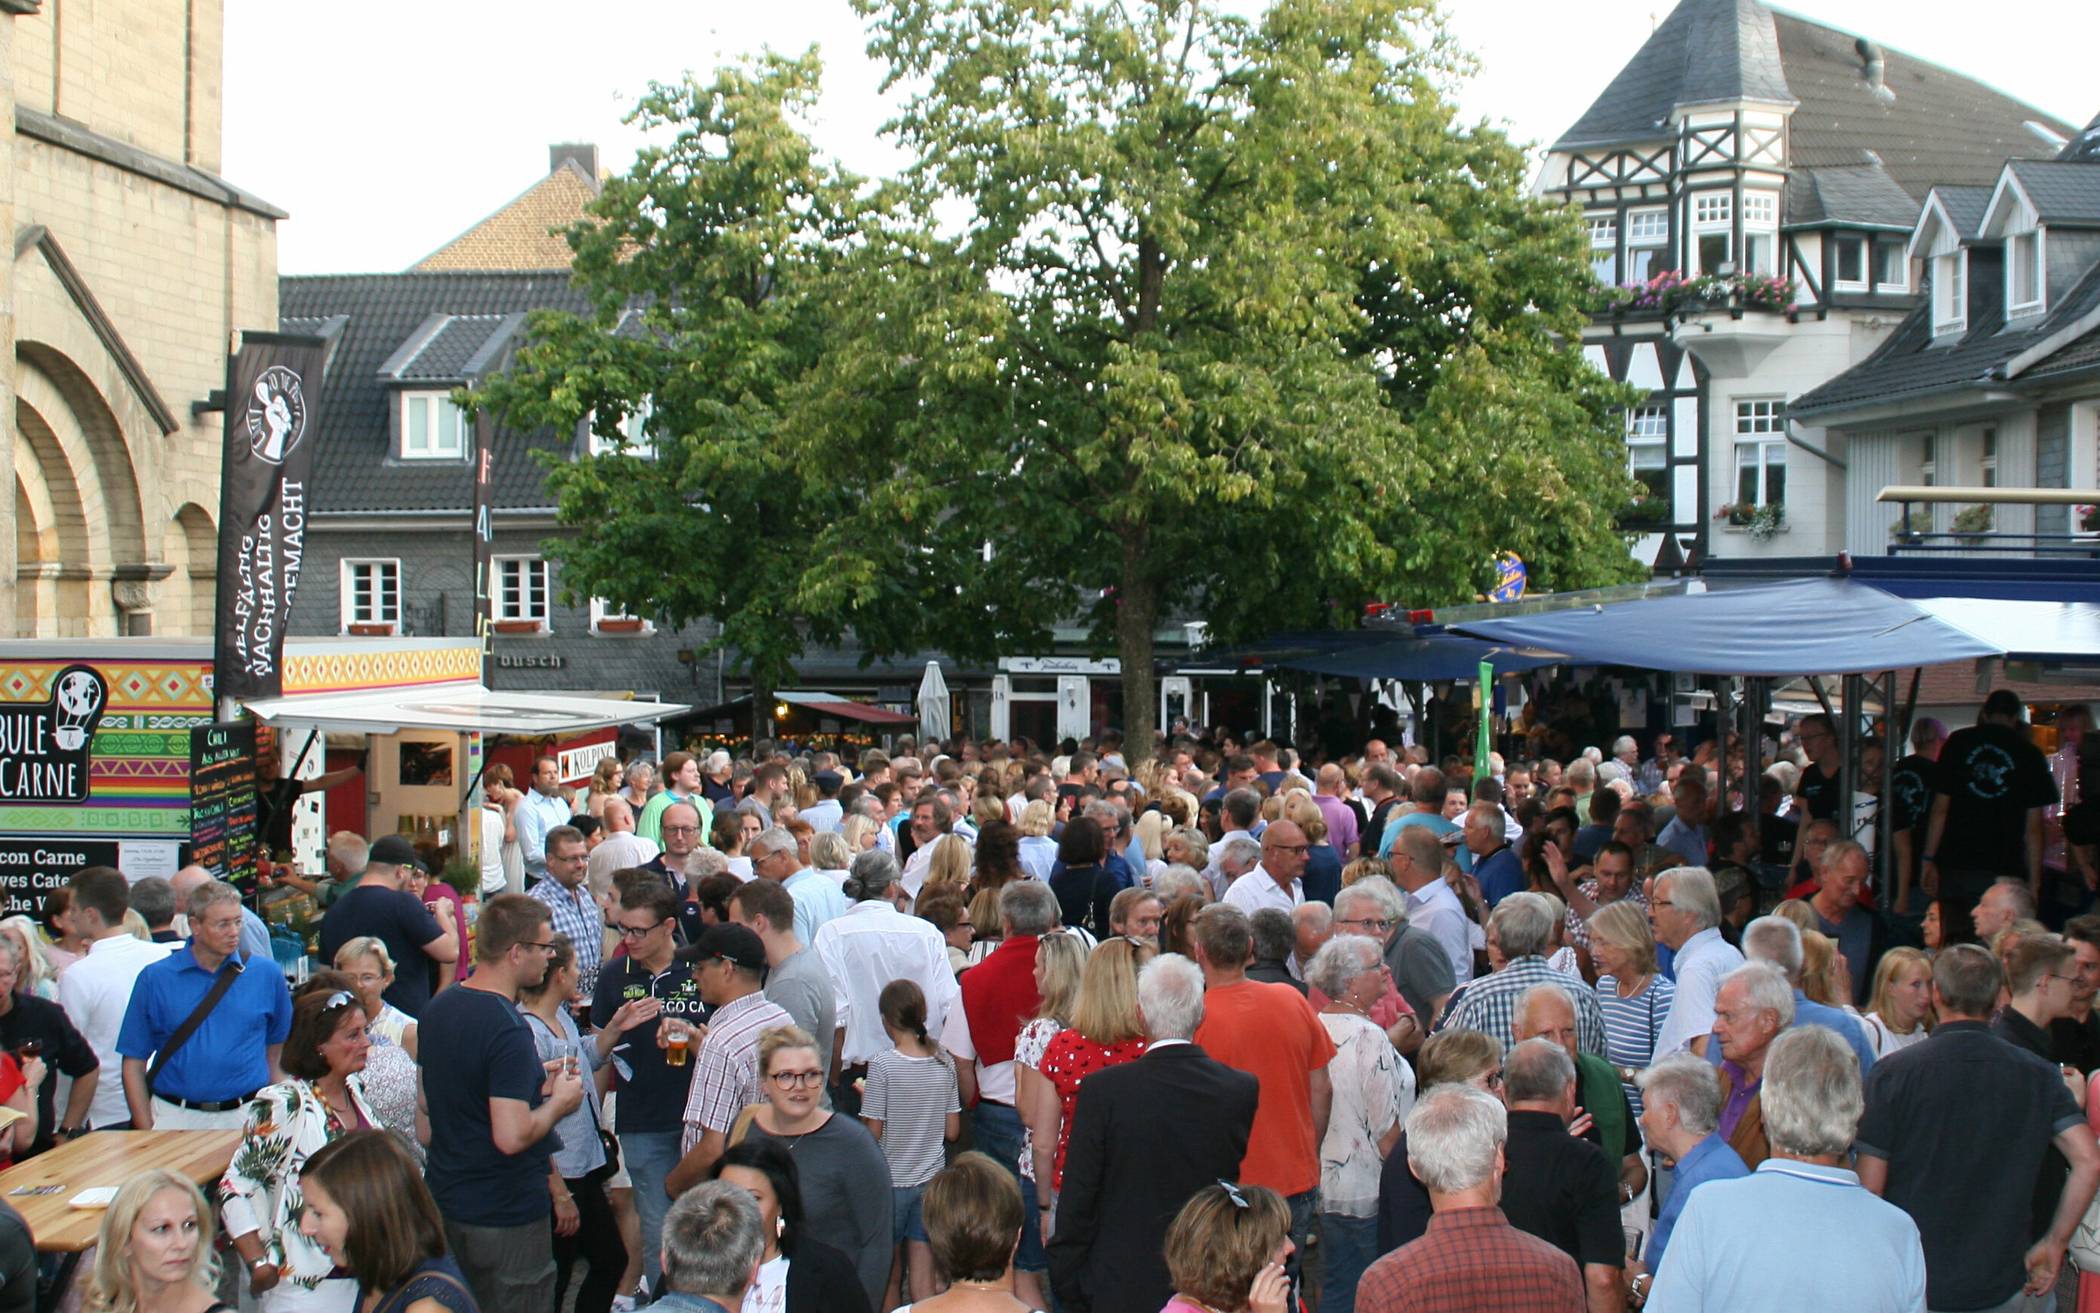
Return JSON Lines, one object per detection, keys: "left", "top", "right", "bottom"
{"left": 1159, "top": 1181, "right": 1292, "bottom": 1313}
{"left": 219, "top": 974, "right": 379, "bottom": 1313}
{"left": 741, "top": 1026, "right": 893, "bottom": 1310}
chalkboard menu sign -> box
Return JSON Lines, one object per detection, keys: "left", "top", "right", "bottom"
{"left": 189, "top": 720, "right": 260, "bottom": 889}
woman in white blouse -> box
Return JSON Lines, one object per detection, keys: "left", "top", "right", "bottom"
{"left": 1862, "top": 947, "right": 1935, "bottom": 1056}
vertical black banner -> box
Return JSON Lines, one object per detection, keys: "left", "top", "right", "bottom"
{"left": 214, "top": 332, "right": 327, "bottom": 703}
{"left": 473, "top": 408, "right": 497, "bottom": 689}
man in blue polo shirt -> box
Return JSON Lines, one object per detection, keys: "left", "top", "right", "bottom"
{"left": 116, "top": 878, "right": 291, "bottom": 1130}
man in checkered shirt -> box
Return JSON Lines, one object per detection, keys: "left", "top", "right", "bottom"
{"left": 1434, "top": 892, "right": 1607, "bottom": 1056}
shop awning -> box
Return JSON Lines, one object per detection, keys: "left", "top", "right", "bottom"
{"left": 1911, "top": 597, "right": 2100, "bottom": 664}
{"left": 670, "top": 691, "right": 919, "bottom": 727}
{"left": 1277, "top": 632, "right": 1563, "bottom": 682}
{"left": 1450, "top": 578, "right": 2005, "bottom": 676}
{"left": 241, "top": 682, "right": 690, "bottom": 736}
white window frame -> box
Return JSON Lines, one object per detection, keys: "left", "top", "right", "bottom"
{"left": 1872, "top": 237, "right": 1909, "bottom": 291}
{"left": 1733, "top": 399, "right": 1788, "bottom": 508}
{"left": 587, "top": 396, "right": 659, "bottom": 459}
{"left": 340, "top": 559, "right": 401, "bottom": 633}
{"left": 1833, "top": 235, "right": 1869, "bottom": 291}
{"left": 1625, "top": 208, "right": 1668, "bottom": 282}
{"left": 1625, "top": 405, "right": 1669, "bottom": 502}
{"left": 1980, "top": 426, "right": 1998, "bottom": 488}
{"left": 1587, "top": 215, "right": 1618, "bottom": 283}
{"left": 1920, "top": 433, "right": 1937, "bottom": 487}
{"left": 2008, "top": 230, "right": 2045, "bottom": 313}
{"left": 590, "top": 597, "right": 654, "bottom": 634}
{"left": 1690, "top": 192, "right": 1733, "bottom": 274}
{"left": 1741, "top": 191, "right": 1779, "bottom": 277}
{"left": 1933, "top": 251, "right": 1967, "bottom": 335}
{"left": 400, "top": 391, "right": 467, "bottom": 460}
{"left": 493, "top": 555, "right": 552, "bottom": 629}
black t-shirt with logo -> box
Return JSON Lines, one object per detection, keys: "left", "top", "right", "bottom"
{"left": 1933, "top": 723, "right": 2057, "bottom": 874}
{"left": 1799, "top": 761, "right": 1843, "bottom": 821}
{"left": 590, "top": 953, "right": 707, "bottom": 1135}
{"left": 1890, "top": 752, "right": 1935, "bottom": 852}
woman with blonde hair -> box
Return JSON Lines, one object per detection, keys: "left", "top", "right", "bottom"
{"left": 1026, "top": 937, "right": 1155, "bottom": 1238}
{"left": 923, "top": 834, "right": 973, "bottom": 899}
{"left": 811, "top": 831, "right": 854, "bottom": 886}
{"left": 1862, "top": 947, "right": 1934, "bottom": 1055}
{"left": 1016, "top": 801, "right": 1058, "bottom": 881}
{"left": 1587, "top": 899, "right": 1674, "bottom": 1111}
{"left": 89, "top": 1171, "right": 228, "bottom": 1313}
{"left": 1133, "top": 810, "right": 1171, "bottom": 882}
{"left": 0, "top": 914, "right": 61, "bottom": 1000}
{"left": 333, "top": 938, "right": 418, "bottom": 1056}
{"left": 1008, "top": 932, "right": 1084, "bottom": 1306}
{"left": 582, "top": 757, "right": 622, "bottom": 819}
{"left": 1800, "top": 930, "right": 1854, "bottom": 1009}
{"left": 841, "top": 813, "right": 883, "bottom": 857}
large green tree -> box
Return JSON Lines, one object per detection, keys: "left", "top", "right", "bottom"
{"left": 798, "top": 0, "right": 1640, "bottom": 761}
{"left": 476, "top": 52, "right": 1040, "bottom": 738}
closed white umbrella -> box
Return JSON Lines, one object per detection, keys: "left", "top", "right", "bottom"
{"left": 917, "top": 661, "right": 952, "bottom": 744}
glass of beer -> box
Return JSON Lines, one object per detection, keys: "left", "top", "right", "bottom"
{"left": 665, "top": 1022, "right": 690, "bottom": 1067}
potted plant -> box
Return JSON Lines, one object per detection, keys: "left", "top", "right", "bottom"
{"left": 346, "top": 622, "right": 396, "bottom": 637}
{"left": 1950, "top": 504, "right": 1994, "bottom": 541}
{"left": 1889, "top": 509, "right": 1930, "bottom": 542}
{"left": 1716, "top": 502, "right": 1785, "bottom": 540}
{"left": 596, "top": 617, "right": 646, "bottom": 634}
{"left": 2078, "top": 505, "right": 2100, "bottom": 536}
{"left": 493, "top": 618, "right": 545, "bottom": 635}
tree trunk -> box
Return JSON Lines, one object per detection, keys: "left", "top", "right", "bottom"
{"left": 1116, "top": 536, "right": 1159, "bottom": 768}
{"left": 749, "top": 670, "right": 775, "bottom": 747}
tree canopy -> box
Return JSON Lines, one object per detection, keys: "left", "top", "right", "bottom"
{"left": 481, "top": 0, "right": 1642, "bottom": 757}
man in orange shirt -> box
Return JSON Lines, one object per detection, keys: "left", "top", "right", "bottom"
{"left": 1190, "top": 902, "right": 1336, "bottom": 1299}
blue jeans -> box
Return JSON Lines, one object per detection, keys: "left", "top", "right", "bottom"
{"left": 893, "top": 1183, "right": 929, "bottom": 1246}
{"left": 972, "top": 1102, "right": 1048, "bottom": 1273}
{"left": 1284, "top": 1189, "right": 1316, "bottom": 1309}
{"left": 1318, "top": 1213, "right": 1377, "bottom": 1313}
{"left": 619, "top": 1130, "right": 682, "bottom": 1290}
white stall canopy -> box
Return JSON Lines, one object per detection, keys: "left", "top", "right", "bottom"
{"left": 241, "top": 682, "right": 689, "bottom": 736}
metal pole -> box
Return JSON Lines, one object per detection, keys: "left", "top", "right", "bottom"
{"left": 1880, "top": 668, "right": 1899, "bottom": 913}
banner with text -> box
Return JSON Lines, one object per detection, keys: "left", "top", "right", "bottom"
{"left": 473, "top": 408, "right": 497, "bottom": 688}
{"left": 214, "top": 332, "right": 326, "bottom": 703}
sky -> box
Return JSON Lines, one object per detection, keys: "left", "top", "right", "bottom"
{"left": 225, "top": 0, "right": 2100, "bottom": 276}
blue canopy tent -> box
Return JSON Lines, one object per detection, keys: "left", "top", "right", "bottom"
{"left": 1448, "top": 578, "right": 2005, "bottom": 676}
{"left": 1276, "top": 631, "right": 1561, "bottom": 682}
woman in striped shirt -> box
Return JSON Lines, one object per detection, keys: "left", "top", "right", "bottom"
{"left": 1588, "top": 899, "right": 1674, "bottom": 1112}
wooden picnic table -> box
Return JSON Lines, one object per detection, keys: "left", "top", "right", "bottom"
{"left": 0, "top": 1130, "right": 241, "bottom": 1252}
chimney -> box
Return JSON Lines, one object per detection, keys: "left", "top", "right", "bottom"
{"left": 1855, "top": 38, "right": 1894, "bottom": 104}
{"left": 549, "top": 142, "right": 599, "bottom": 180}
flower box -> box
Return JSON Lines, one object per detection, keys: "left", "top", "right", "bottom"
{"left": 493, "top": 619, "right": 547, "bottom": 635}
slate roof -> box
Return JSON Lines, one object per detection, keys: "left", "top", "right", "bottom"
{"left": 1787, "top": 163, "right": 1918, "bottom": 228}
{"left": 2005, "top": 161, "right": 2100, "bottom": 227}
{"left": 1792, "top": 253, "right": 2100, "bottom": 418}
{"left": 1554, "top": 0, "right": 2072, "bottom": 209}
{"left": 412, "top": 160, "right": 598, "bottom": 272}
{"left": 1556, "top": 0, "right": 1792, "bottom": 148}
{"left": 279, "top": 272, "right": 593, "bottom": 514}
{"left": 1929, "top": 185, "right": 1994, "bottom": 243}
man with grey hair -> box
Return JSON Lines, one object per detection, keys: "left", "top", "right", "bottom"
{"left": 1513, "top": 985, "right": 1645, "bottom": 1208}
{"left": 1049, "top": 954, "right": 1259, "bottom": 1313}
{"left": 1212, "top": 835, "right": 1263, "bottom": 901}
{"left": 1436, "top": 893, "right": 1607, "bottom": 1055}
{"left": 942, "top": 878, "right": 1061, "bottom": 1179}
{"left": 1496, "top": 1039, "right": 1625, "bottom": 1311}
{"left": 1735, "top": 914, "right": 1875, "bottom": 1074}
{"left": 753, "top": 825, "right": 847, "bottom": 944}
{"left": 1357, "top": 1084, "right": 1584, "bottom": 1313}
{"left": 1709, "top": 962, "right": 1794, "bottom": 1168}
{"left": 117, "top": 878, "right": 292, "bottom": 1129}
{"left": 657, "top": 1179, "right": 764, "bottom": 1311}
{"left": 1205, "top": 788, "right": 1264, "bottom": 885}
{"left": 1807, "top": 837, "right": 1883, "bottom": 1007}
{"left": 1860, "top": 944, "right": 2100, "bottom": 1312}
{"left": 1652, "top": 866, "right": 1744, "bottom": 1059}
{"left": 1648, "top": 1027, "right": 1926, "bottom": 1311}
{"left": 1630, "top": 1054, "right": 1746, "bottom": 1289}
{"left": 1150, "top": 864, "right": 1209, "bottom": 905}
{"left": 1338, "top": 876, "right": 1452, "bottom": 1029}
{"left": 815, "top": 848, "right": 958, "bottom": 1076}
{"left": 128, "top": 878, "right": 178, "bottom": 943}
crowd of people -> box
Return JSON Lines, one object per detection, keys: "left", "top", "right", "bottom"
{"left": 13, "top": 692, "right": 2100, "bottom": 1313}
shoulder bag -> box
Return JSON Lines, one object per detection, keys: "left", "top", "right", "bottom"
{"left": 146, "top": 957, "right": 244, "bottom": 1093}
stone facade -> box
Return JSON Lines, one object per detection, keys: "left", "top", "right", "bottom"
{"left": 1, "top": 0, "right": 280, "bottom": 638}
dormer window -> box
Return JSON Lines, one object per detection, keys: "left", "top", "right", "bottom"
{"left": 1932, "top": 251, "right": 1966, "bottom": 335}
{"left": 2008, "top": 230, "right": 2044, "bottom": 314}
{"left": 587, "top": 397, "right": 658, "bottom": 459}
{"left": 1834, "top": 236, "right": 1868, "bottom": 292}
{"left": 401, "top": 391, "right": 466, "bottom": 459}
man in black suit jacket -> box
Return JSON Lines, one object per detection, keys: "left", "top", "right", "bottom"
{"left": 1049, "top": 954, "right": 1261, "bottom": 1313}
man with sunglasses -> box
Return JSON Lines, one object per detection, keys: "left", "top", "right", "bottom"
{"left": 592, "top": 873, "right": 708, "bottom": 1294}
{"left": 418, "top": 893, "right": 585, "bottom": 1313}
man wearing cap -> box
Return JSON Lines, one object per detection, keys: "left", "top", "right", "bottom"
{"left": 317, "top": 834, "right": 458, "bottom": 1016}
{"left": 803, "top": 772, "right": 846, "bottom": 833}
{"left": 665, "top": 925, "right": 791, "bottom": 1194}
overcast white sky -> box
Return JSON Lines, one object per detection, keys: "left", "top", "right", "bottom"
{"left": 225, "top": 0, "right": 2100, "bottom": 275}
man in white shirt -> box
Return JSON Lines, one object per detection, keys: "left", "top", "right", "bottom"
{"left": 587, "top": 797, "right": 661, "bottom": 902}
{"left": 1391, "top": 824, "right": 1476, "bottom": 985}
{"left": 516, "top": 755, "right": 575, "bottom": 883}
{"left": 813, "top": 849, "right": 960, "bottom": 1070}
{"left": 801, "top": 771, "right": 845, "bottom": 833}
{"left": 1221, "top": 821, "right": 1308, "bottom": 916}
{"left": 900, "top": 795, "right": 968, "bottom": 901}
{"left": 1652, "top": 867, "right": 1745, "bottom": 1058}
{"left": 55, "top": 866, "right": 176, "bottom": 1128}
